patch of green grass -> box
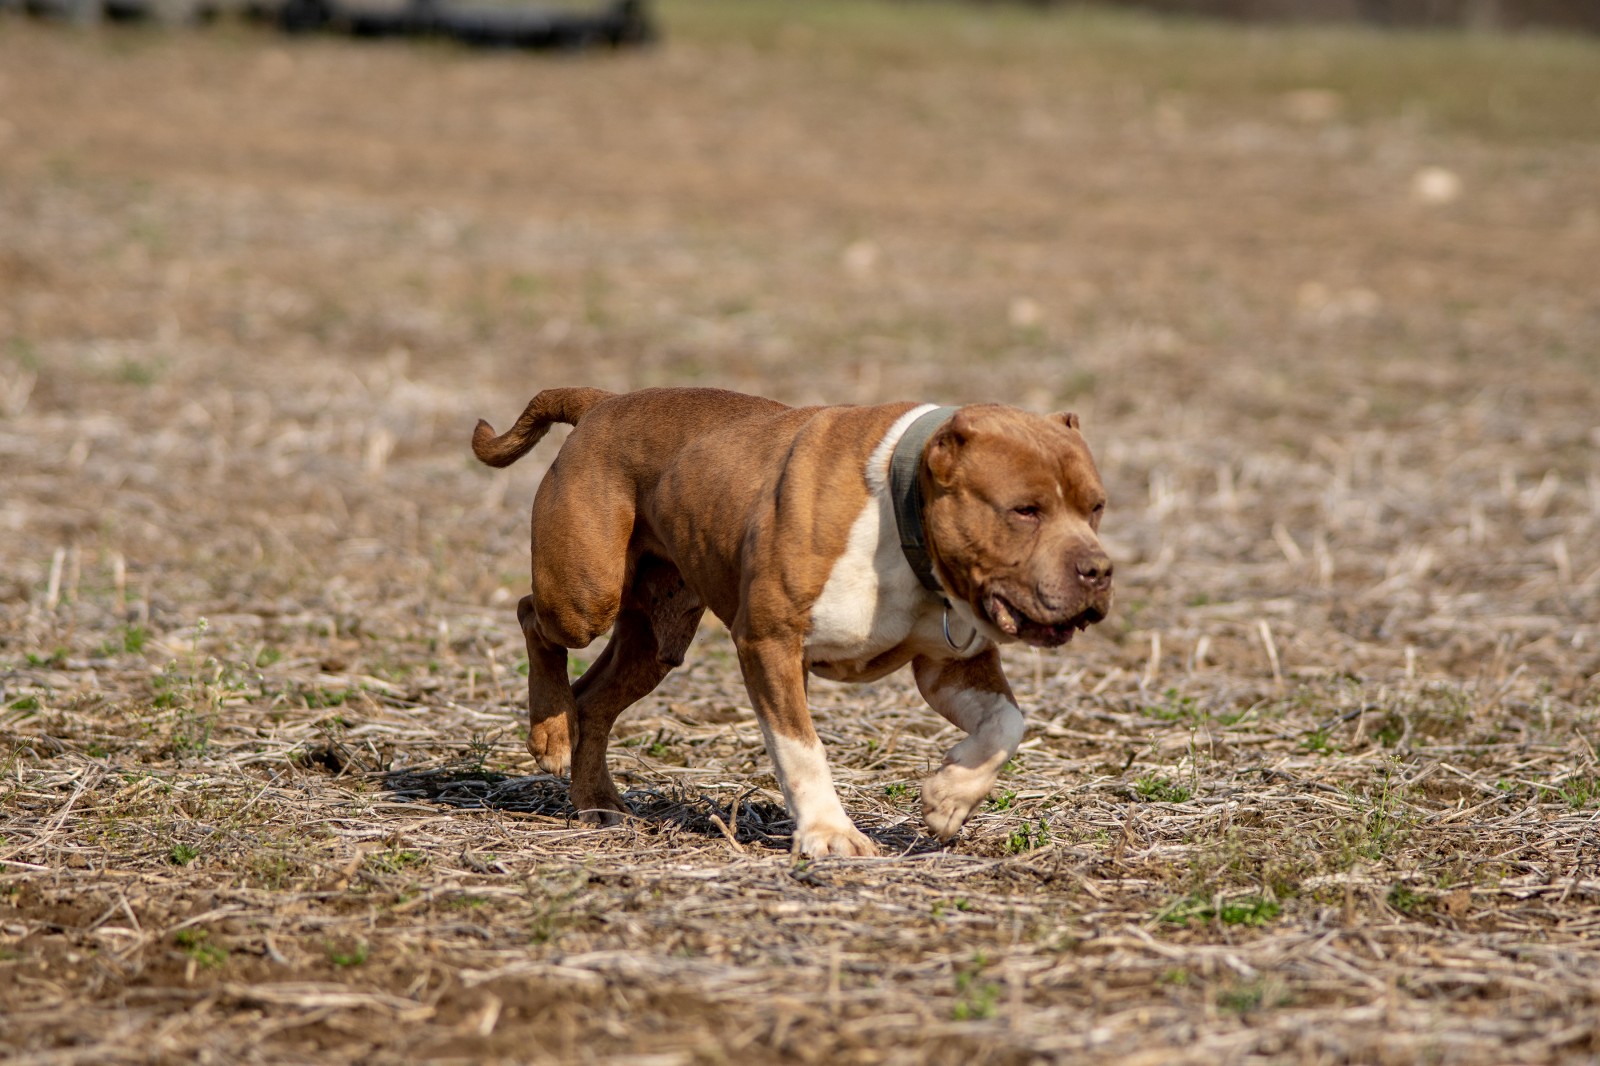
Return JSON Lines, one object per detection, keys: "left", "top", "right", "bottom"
{"left": 442, "top": 895, "right": 489, "bottom": 910}
{"left": 7, "top": 696, "right": 40, "bottom": 713}
{"left": 987, "top": 789, "right": 1017, "bottom": 812}
{"left": 1557, "top": 776, "right": 1598, "bottom": 809}
{"left": 1301, "top": 729, "right": 1336, "bottom": 755}
{"left": 951, "top": 955, "right": 1000, "bottom": 1021}
{"left": 1217, "top": 977, "right": 1288, "bottom": 1015}
{"left": 246, "top": 850, "right": 298, "bottom": 890}
{"left": 883, "top": 782, "right": 913, "bottom": 801}
{"left": 1387, "top": 883, "right": 1427, "bottom": 915}
{"left": 1140, "top": 688, "right": 1203, "bottom": 725}
{"left": 101, "top": 624, "right": 148, "bottom": 656}
{"left": 1005, "top": 817, "right": 1051, "bottom": 854}
{"left": 327, "top": 940, "right": 369, "bottom": 968}
{"left": 114, "top": 359, "right": 160, "bottom": 386}
{"left": 932, "top": 897, "right": 974, "bottom": 918}
{"left": 302, "top": 686, "right": 349, "bottom": 709}
{"left": 171, "top": 706, "right": 214, "bottom": 759}
{"left": 1134, "top": 773, "right": 1192, "bottom": 803}
{"left": 174, "top": 928, "right": 228, "bottom": 969}
{"left": 370, "top": 849, "right": 428, "bottom": 874}
{"left": 1158, "top": 893, "right": 1281, "bottom": 928}
{"left": 168, "top": 843, "right": 200, "bottom": 866}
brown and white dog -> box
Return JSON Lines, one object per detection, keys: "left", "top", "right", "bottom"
{"left": 473, "top": 387, "right": 1112, "bottom": 856}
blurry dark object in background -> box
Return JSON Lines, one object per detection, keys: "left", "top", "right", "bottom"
{"left": 276, "top": 0, "right": 654, "bottom": 49}
{"left": 1034, "top": 0, "right": 1600, "bottom": 33}
{"left": 7, "top": 0, "right": 657, "bottom": 49}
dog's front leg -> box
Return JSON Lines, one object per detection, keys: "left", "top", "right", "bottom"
{"left": 736, "top": 637, "right": 879, "bottom": 858}
{"left": 913, "top": 650, "right": 1026, "bottom": 842}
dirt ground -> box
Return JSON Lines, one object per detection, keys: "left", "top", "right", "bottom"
{"left": 2, "top": 2, "right": 1599, "bottom": 1062}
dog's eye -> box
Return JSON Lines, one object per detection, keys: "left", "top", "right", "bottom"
{"left": 1011, "top": 504, "right": 1042, "bottom": 521}
{"left": 1092, "top": 501, "right": 1106, "bottom": 516}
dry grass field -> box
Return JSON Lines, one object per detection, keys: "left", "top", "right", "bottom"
{"left": 3, "top": 2, "right": 1599, "bottom": 1062}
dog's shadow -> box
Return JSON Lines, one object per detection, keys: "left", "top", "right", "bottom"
{"left": 380, "top": 767, "right": 941, "bottom": 857}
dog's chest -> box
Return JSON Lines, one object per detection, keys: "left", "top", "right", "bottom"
{"left": 804, "top": 492, "right": 944, "bottom": 670}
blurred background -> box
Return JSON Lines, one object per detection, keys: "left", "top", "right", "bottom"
{"left": 4, "top": 0, "right": 1596, "bottom": 679}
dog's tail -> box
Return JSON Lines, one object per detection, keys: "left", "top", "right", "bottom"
{"left": 472, "top": 387, "right": 615, "bottom": 468}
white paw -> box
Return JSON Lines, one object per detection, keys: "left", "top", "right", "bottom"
{"left": 921, "top": 764, "right": 992, "bottom": 842}
{"left": 792, "top": 820, "right": 879, "bottom": 858}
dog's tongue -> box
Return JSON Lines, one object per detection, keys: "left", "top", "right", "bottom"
{"left": 989, "top": 596, "right": 1020, "bottom": 636}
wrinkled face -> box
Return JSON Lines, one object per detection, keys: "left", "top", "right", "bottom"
{"left": 922, "top": 406, "right": 1113, "bottom": 648}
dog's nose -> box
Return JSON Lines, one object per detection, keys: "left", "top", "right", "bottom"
{"left": 1076, "top": 551, "right": 1113, "bottom": 591}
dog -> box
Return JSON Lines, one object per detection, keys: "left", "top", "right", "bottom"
{"left": 473, "top": 387, "right": 1113, "bottom": 856}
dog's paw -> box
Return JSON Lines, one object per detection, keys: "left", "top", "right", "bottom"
{"left": 792, "top": 821, "right": 879, "bottom": 858}
{"left": 573, "top": 803, "right": 629, "bottom": 828}
{"left": 921, "top": 765, "right": 991, "bottom": 842}
{"left": 571, "top": 783, "right": 629, "bottom": 827}
{"left": 527, "top": 717, "right": 575, "bottom": 776}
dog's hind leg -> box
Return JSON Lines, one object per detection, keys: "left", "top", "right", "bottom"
{"left": 567, "top": 557, "right": 704, "bottom": 823}
{"left": 518, "top": 594, "right": 583, "bottom": 776}
{"left": 518, "top": 468, "right": 635, "bottom": 775}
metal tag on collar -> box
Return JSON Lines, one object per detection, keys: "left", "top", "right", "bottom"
{"left": 942, "top": 602, "right": 982, "bottom": 655}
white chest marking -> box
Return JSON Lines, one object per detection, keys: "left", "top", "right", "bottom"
{"left": 805, "top": 405, "right": 947, "bottom": 663}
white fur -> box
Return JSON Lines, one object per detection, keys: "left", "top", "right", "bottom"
{"left": 807, "top": 404, "right": 989, "bottom": 667}
{"left": 920, "top": 687, "right": 1026, "bottom": 840}
{"left": 762, "top": 726, "right": 877, "bottom": 856}
{"left": 790, "top": 405, "right": 1027, "bottom": 850}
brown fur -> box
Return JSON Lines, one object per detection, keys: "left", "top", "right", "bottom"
{"left": 474, "top": 386, "right": 1112, "bottom": 853}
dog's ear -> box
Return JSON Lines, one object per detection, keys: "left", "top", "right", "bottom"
{"left": 1056, "top": 412, "right": 1081, "bottom": 431}
{"left": 927, "top": 410, "right": 974, "bottom": 485}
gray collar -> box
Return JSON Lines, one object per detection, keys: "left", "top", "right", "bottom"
{"left": 888, "top": 406, "right": 958, "bottom": 593}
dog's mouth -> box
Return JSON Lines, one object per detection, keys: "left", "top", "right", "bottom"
{"left": 984, "top": 592, "right": 1104, "bottom": 648}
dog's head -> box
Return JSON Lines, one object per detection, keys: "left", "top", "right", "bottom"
{"left": 922, "top": 405, "right": 1112, "bottom": 648}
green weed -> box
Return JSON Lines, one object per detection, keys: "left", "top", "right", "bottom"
{"left": 1134, "top": 774, "right": 1192, "bottom": 803}
{"left": 370, "top": 849, "right": 428, "bottom": 874}
{"left": 1141, "top": 688, "right": 1203, "bottom": 725}
{"left": 1387, "top": 883, "right": 1426, "bottom": 915}
{"left": 1158, "top": 893, "right": 1280, "bottom": 928}
{"left": 1006, "top": 818, "right": 1051, "bottom": 854}
{"left": 1558, "top": 777, "right": 1598, "bottom": 808}
{"left": 951, "top": 955, "right": 1000, "bottom": 1021}
{"left": 1217, "top": 977, "right": 1288, "bottom": 1014}
{"left": 174, "top": 928, "right": 227, "bottom": 968}
{"left": 987, "top": 790, "right": 1017, "bottom": 812}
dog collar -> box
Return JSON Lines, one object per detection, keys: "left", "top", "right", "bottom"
{"left": 888, "top": 405, "right": 958, "bottom": 593}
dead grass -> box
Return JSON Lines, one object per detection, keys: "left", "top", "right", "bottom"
{"left": 3, "top": 1, "right": 1600, "bottom": 1062}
